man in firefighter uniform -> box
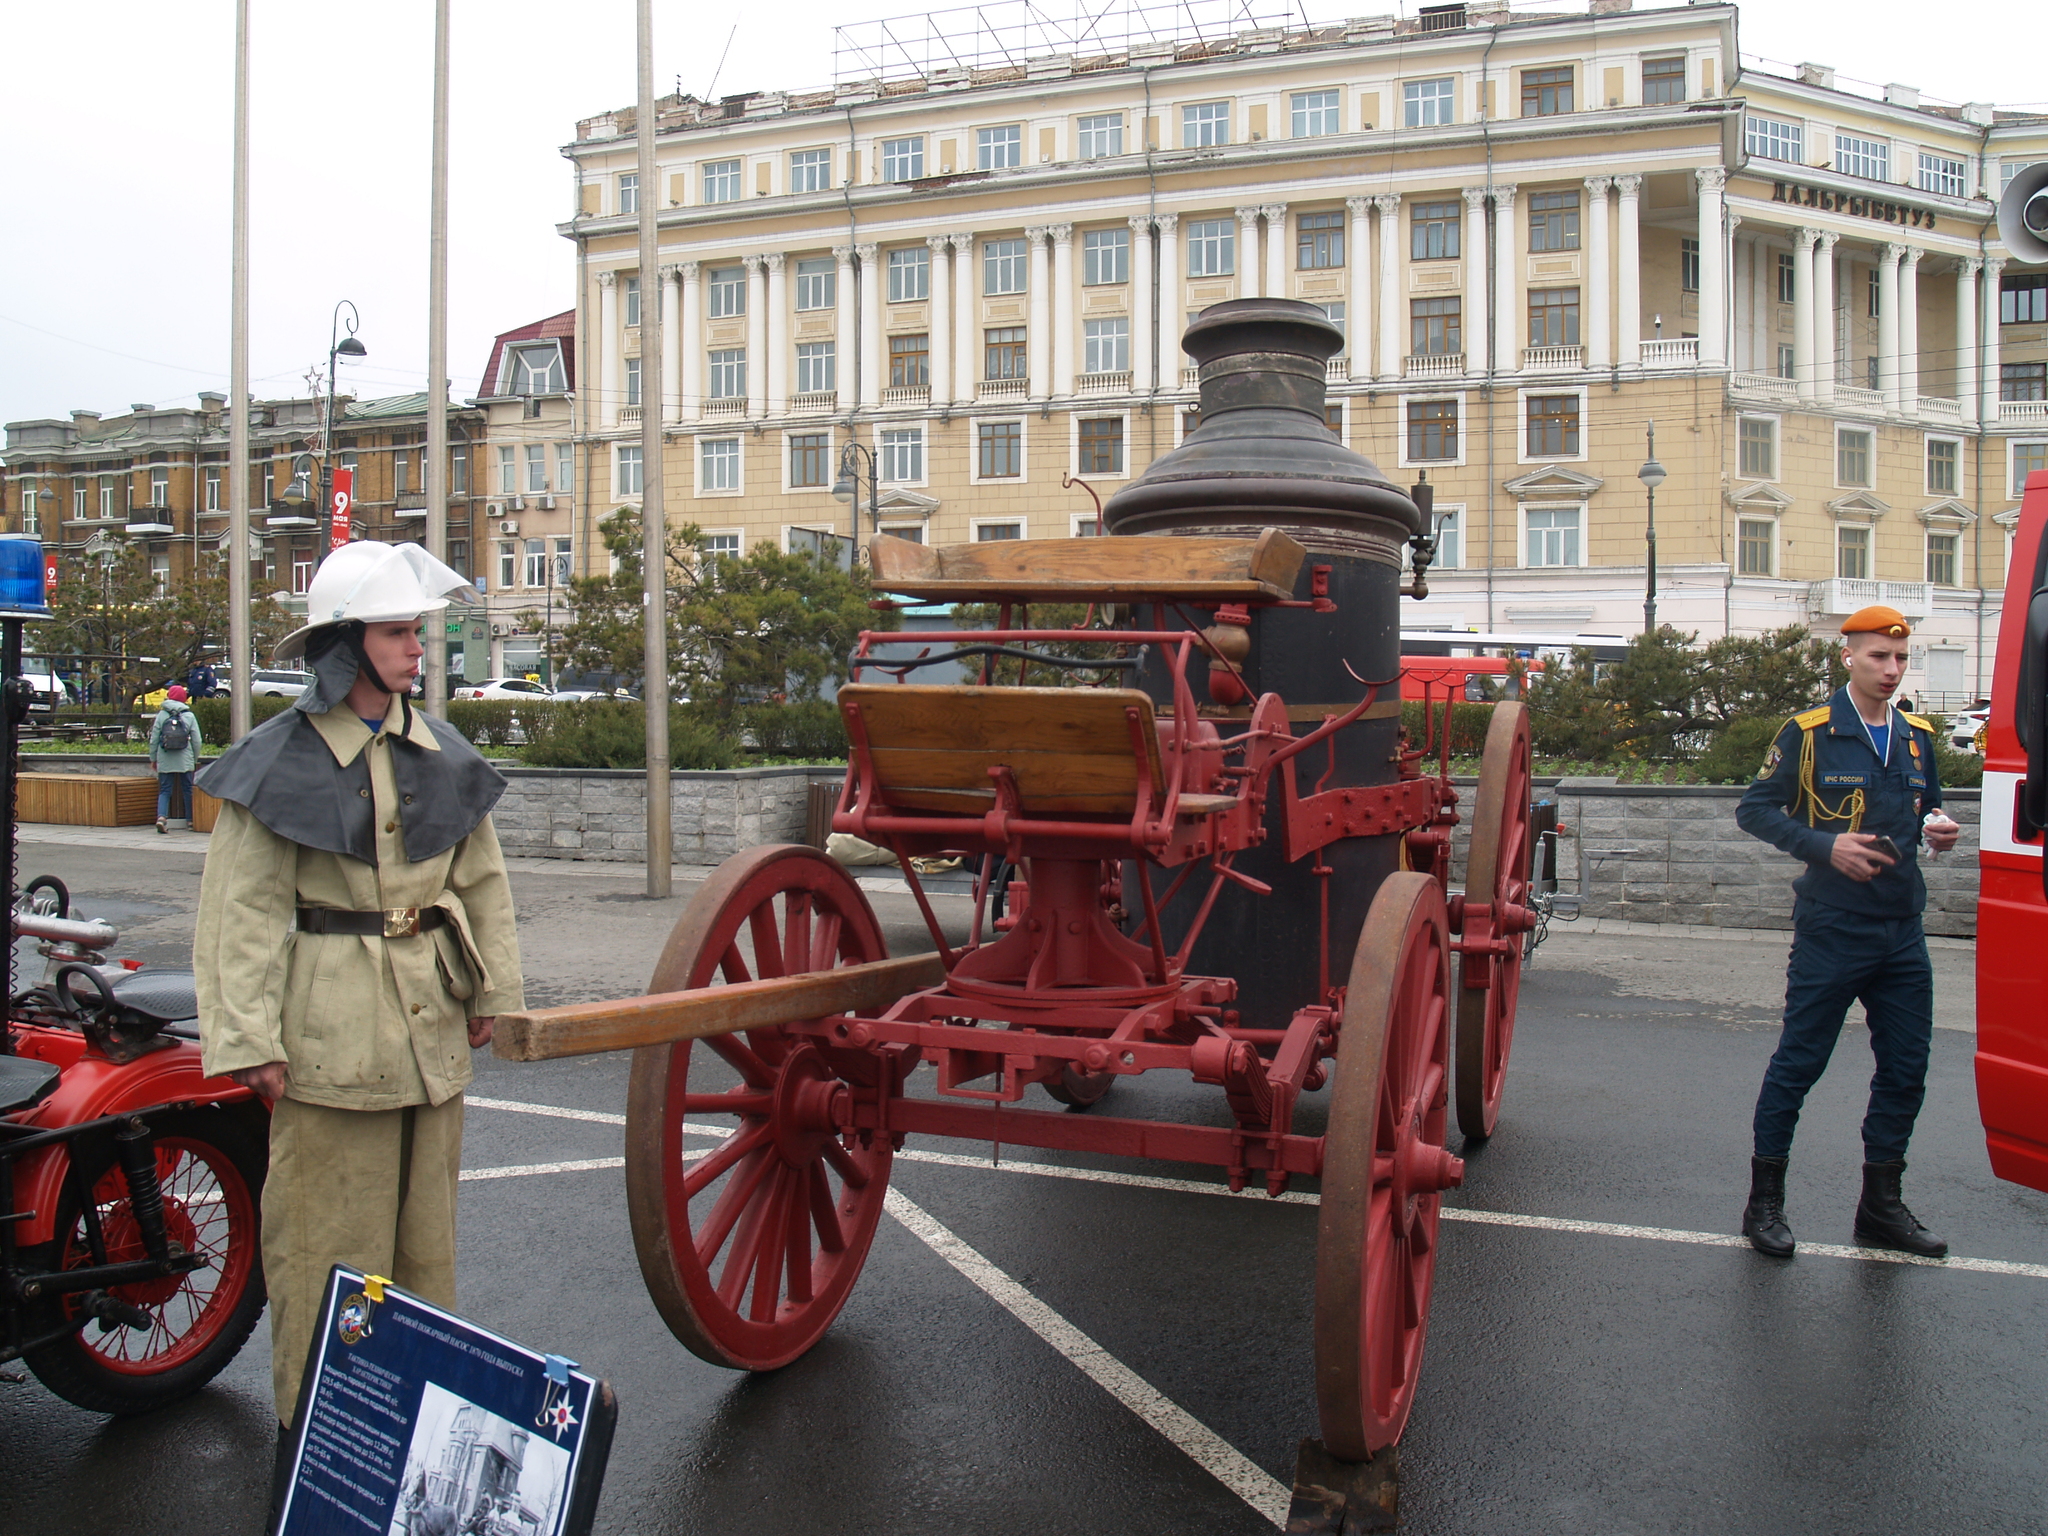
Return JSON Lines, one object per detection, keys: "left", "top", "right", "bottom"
{"left": 193, "top": 541, "right": 524, "bottom": 1433}
{"left": 1735, "top": 605, "right": 1959, "bottom": 1259}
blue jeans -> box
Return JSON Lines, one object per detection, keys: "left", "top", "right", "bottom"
{"left": 1752, "top": 899, "right": 1934, "bottom": 1163}
{"left": 157, "top": 771, "right": 192, "bottom": 820}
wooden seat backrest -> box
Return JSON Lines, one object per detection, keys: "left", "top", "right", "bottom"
{"left": 869, "top": 528, "right": 1306, "bottom": 603}
{"left": 840, "top": 684, "right": 1163, "bottom": 817}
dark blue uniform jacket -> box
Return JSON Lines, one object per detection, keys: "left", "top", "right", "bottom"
{"left": 1735, "top": 687, "right": 1943, "bottom": 918}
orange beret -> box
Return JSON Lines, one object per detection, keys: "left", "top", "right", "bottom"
{"left": 1841, "top": 605, "right": 1911, "bottom": 639}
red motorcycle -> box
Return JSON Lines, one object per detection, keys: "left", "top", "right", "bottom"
{"left": 2, "top": 875, "right": 269, "bottom": 1413}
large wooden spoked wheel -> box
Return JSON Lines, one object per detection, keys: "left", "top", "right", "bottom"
{"left": 1456, "top": 700, "right": 1533, "bottom": 1140}
{"left": 1315, "top": 872, "right": 1462, "bottom": 1460}
{"left": 625, "top": 844, "right": 900, "bottom": 1371}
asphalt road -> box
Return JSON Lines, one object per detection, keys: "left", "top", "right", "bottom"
{"left": 4, "top": 836, "right": 2044, "bottom": 1536}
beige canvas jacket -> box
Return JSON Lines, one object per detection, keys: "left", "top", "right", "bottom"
{"left": 194, "top": 698, "right": 524, "bottom": 1111}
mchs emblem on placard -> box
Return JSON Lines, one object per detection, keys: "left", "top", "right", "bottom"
{"left": 336, "top": 1293, "right": 371, "bottom": 1346}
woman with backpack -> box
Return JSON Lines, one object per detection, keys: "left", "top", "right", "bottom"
{"left": 149, "top": 683, "right": 203, "bottom": 832}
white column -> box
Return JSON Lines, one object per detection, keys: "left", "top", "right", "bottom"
{"left": 742, "top": 255, "right": 767, "bottom": 418}
{"left": 1345, "top": 197, "right": 1371, "bottom": 369}
{"left": 596, "top": 271, "right": 619, "bottom": 427}
{"left": 1374, "top": 194, "right": 1402, "bottom": 380}
{"left": 1956, "top": 256, "right": 1981, "bottom": 427}
{"left": 952, "top": 234, "right": 977, "bottom": 404}
{"left": 1050, "top": 222, "right": 1076, "bottom": 395}
{"left": 1813, "top": 231, "right": 1838, "bottom": 403}
{"left": 1263, "top": 203, "right": 1289, "bottom": 299}
{"left": 833, "top": 244, "right": 857, "bottom": 407}
{"left": 1026, "top": 226, "right": 1051, "bottom": 399}
{"left": 1900, "top": 247, "right": 1922, "bottom": 408}
{"left": 1751, "top": 234, "right": 1772, "bottom": 379}
{"left": 1235, "top": 206, "right": 1263, "bottom": 297}
{"left": 1696, "top": 168, "right": 1727, "bottom": 367}
{"left": 678, "top": 262, "right": 701, "bottom": 422}
{"left": 1131, "top": 216, "right": 1156, "bottom": 392}
{"left": 927, "top": 235, "right": 953, "bottom": 405}
{"left": 1492, "top": 183, "right": 1519, "bottom": 370}
{"left": 1584, "top": 177, "right": 1612, "bottom": 370}
{"left": 1615, "top": 175, "right": 1642, "bottom": 367}
{"left": 1462, "top": 187, "right": 1491, "bottom": 371}
{"left": 1983, "top": 257, "right": 2005, "bottom": 427}
{"left": 1792, "top": 228, "right": 1817, "bottom": 401}
{"left": 1878, "top": 243, "right": 1903, "bottom": 408}
{"left": 660, "top": 264, "right": 682, "bottom": 422}
{"left": 1153, "top": 214, "right": 1181, "bottom": 381}
{"left": 764, "top": 252, "right": 788, "bottom": 415}
{"left": 1726, "top": 213, "right": 1743, "bottom": 370}
{"left": 856, "top": 242, "right": 881, "bottom": 408}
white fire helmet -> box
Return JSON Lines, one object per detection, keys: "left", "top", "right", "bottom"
{"left": 273, "top": 541, "right": 477, "bottom": 662}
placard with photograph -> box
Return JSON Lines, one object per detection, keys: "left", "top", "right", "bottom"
{"left": 278, "top": 1265, "right": 614, "bottom": 1536}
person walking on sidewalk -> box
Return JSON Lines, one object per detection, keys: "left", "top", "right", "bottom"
{"left": 148, "top": 683, "right": 202, "bottom": 833}
{"left": 1734, "top": 605, "right": 1961, "bottom": 1259}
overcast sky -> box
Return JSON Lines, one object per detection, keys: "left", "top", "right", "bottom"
{"left": 1, "top": 0, "right": 2036, "bottom": 430}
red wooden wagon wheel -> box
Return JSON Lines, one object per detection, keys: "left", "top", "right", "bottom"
{"left": 625, "top": 844, "right": 903, "bottom": 1371}
{"left": 1315, "top": 872, "right": 1462, "bottom": 1460}
{"left": 1455, "top": 700, "right": 1533, "bottom": 1140}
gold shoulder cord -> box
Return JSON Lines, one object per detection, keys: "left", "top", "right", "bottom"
{"left": 1796, "top": 719, "right": 1864, "bottom": 832}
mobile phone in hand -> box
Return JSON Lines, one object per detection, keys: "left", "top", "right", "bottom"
{"left": 1867, "top": 834, "right": 1902, "bottom": 866}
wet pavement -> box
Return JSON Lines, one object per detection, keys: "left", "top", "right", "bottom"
{"left": 4, "top": 837, "right": 2045, "bottom": 1535}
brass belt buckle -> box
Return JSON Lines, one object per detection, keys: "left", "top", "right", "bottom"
{"left": 383, "top": 908, "right": 421, "bottom": 939}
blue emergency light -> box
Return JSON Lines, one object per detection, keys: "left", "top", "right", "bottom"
{"left": 0, "top": 537, "right": 49, "bottom": 618}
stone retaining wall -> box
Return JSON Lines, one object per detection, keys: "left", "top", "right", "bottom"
{"left": 492, "top": 765, "right": 843, "bottom": 864}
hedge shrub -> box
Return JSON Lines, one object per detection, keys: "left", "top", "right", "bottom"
{"left": 514, "top": 701, "right": 739, "bottom": 771}
{"left": 733, "top": 701, "right": 847, "bottom": 761}
{"left": 189, "top": 695, "right": 292, "bottom": 743}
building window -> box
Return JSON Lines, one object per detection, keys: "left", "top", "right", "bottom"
{"left": 1738, "top": 518, "right": 1775, "bottom": 576}
{"left": 1411, "top": 297, "right": 1462, "bottom": 356}
{"left": 795, "top": 257, "right": 835, "bottom": 310}
{"left": 1407, "top": 400, "right": 1459, "bottom": 461}
{"left": 887, "top": 246, "right": 929, "bottom": 302}
{"left": 149, "top": 466, "right": 169, "bottom": 507}
{"left": 977, "top": 421, "right": 1023, "bottom": 478}
{"left": 205, "top": 469, "right": 221, "bottom": 511}
{"left": 448, "top": 539, "right": 468, "bottom": 577}
{"left": 1182, "top": 101, "right": 1230, "bottom": 148}
{"left": 499, "top": 446, "right": 517, "bottom": 493}
{"left": 707, "top": 265, "right": 746, "bottom": 318}
{"left": 701, "top": 438, "right": 740, "bottom": 492}
{"left": 1642, "top": 55, "right": 1686, "bottom": 105}
{"left": 617, "top": 172, "right": 638, "bottom": 214}
{"left": 978, "top": 124, "right": 1021, "bottom": 170}
{"left": 1404, "top": 77, "right": 1455, "bottom": 128}
{"left": 2004, "top": 362, "right": 2048, "bottom": 400}
{"left": 1521, "top": 66, "right": 1574, "bottom": 116}
{"left": 1527, "top": 191, "right": 1579, "bottom": 252}
{"left": 1868, "top": 266, "right": 1884, "bottom": 319}
{"left": 1527, "top": 395, "right": 1581, "bottom": 456}
{"left": 498, "top": 542, "right": 518, "bottom": 590}
{"left": 1526, "top": 507, "right": 1581, "bottom": 566}
{"left": 550, "top": 537, "right": 572, "bottom": 587}
{"left": 1324, "top": 402, "right": 1343, "bottom": 438}
{"left": 1927, "top": 437, "right": 1959, "bottom": 494}
{"left": 2015, "top": 441, "right": 2048, "bottom": 498}
{"left": 72, "top": 479, "right": 86, "bottom": 519}
{"left": 18, "top": 480, "right": 36, "bottom": 535}
{"left": 624, "top": 357, "right": 642, "bottom": 407}
{"left": 881, "top": 136, "right": 924, "bottom": 182}
{"left": 976, "top": 521, "right": 1023, "bottom": 541}
{"left": 1527, "top": 288, "right": 1580, "bottom": 348}
{"left": 451, "top": 445, "right": 468, "bottom": 495}
{"left": 524, "top": 538, "right": 547, "bottom": 588}
{"left": 789, "top": 148, "right": 831, "bottom": 194}
{"left": 1927, "top": 531, "right": 1959, "bottom": 586}
{"left": 511, "top": 343, "right": 565, "bottom": 394}
{"left": 615, "top": 445, "right": 642, "bottom": 496}
{"left": 1777, "top": 343, "right": 1797, "bottom": 381}
{"left": 292, "top": 559, "right": 314, "bottom": 595}
{"left": 709, "top": 349, "right": 746, "bottom": 399}
{"left": 880, "top": 428, "right": 923, "bottom": 483}
{"left": 1837, "top": 525, "right": 1871, "bottom": 579}
{"left": 1083, "top": 228, "right": 1129, "bottom": 286}
{"left": 1681, "top": 238, "right": 1700, "bottom": 293}
{"left": 1084, "top": 318, "right": 1130, "bottom": 375}
{"left": 1186, "top": 219, "right": 1235, "bottom": 277}
{"left": 1835, "top": 133, "right": 1890, "bottom": 182}
{"left": 888, "top": 334, "right": 929, "bottom": 388}
{"left": 984, "top": 237, "right": 1028, "bottom": 295}
{"left": 1918, "top": 153, "right": 1968, "bottom": 198}
{"left": 985, "top": 327, "right": 1027, "bottom": 380}
{"left": 1078, "top": 418, "right": 1124, "bottom": 475}
{"left": 1319, "top": 301, "right": 1347, "bottom": 349}
{"left": 1776, "top": 251, "right": 1797, "bottom": 305}
{"left": 1292, "top": 89, "right": 1340, "bottom": 138}
{"left": 525, "top": 444, "right": 547, "bottom": 493}
{"left": 1297, "top": 211, "right": 1344, "bottom": 269}
{"left": 1837, "top": 428, "right": 1873, "bottom": 486}
{"left": 1739, "top": 417, "right": 1777, "bottom": 478}
{"left": 394, "top": 452, "right": 411, "bottom": 494}
{"left": 2002, "top": 274, "right": 2048, "bottom": 325}
{"left": 1411, "top": 200, "right": 1461, "bottom": 261}
{"left": 556, "top": 443, "right": 574, "bottom": 491}
{"left": 789, "top": 433, "right": 828, "bottom": 488}
{"left": 1746, "top": 116, "right": 1803, "bottom": 163}
{"left": 702, "top": 159, "right": 741, "bottom": 203}
{"left": 1077, "top": 114, "right": 1123, "bottom": 158}
{"left": 796, "top": 342, "right": 836, "bottom": 395}
{"left": 623, "top": 276, "right": 641, "bottom": 327}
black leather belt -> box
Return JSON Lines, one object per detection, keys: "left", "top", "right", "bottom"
{"left": 296, "top": 906, "right": 447, "bottom": 938}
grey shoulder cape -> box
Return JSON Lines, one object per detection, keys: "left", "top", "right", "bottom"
{"left": 194, "top": 699, "right": 506, "bottom": 864}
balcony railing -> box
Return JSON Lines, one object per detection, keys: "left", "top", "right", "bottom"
{"left": 1638, "top": 338, "right": 1698, "bottom": 368}
{"left": 1833, "top": 384, "right": 1884, "bottom": 412}
{"left": 881, "top": 385, "right": 930, "bottom": 407}
{"left": 1076, "top": 370, "right": 1131, "bottom": 395}
{"left": 1918, "top": 396, "right": 1962, "bottom": 421}
{"left": 619, "top": 406, "right": 642, "bottom": 424}
{"left": 2000, "top": 399, "right": 2048, "bottom": 424}
{"left": 788, "top": 390, "right": 837, "bottom": 414}
{"left": 1808, "top": 578, "right": 1932, "bottom": 621}
{"left": 978, "top": 378, "right": 1028, "bottom": 400}
{"left": 124, "top": 519, "right": 175, "bottom": 536}
{"left": 703, "top": 397, "right": 747, "bottom": 417}
{"left": 1521, "top": 345, "right": 1583, "bottom": 372}
{"left": 1404, "top": 353, "right": 1464, "bottom": 379}
{"left": 1731, "top": 372, "right": 1797, "bottom": 402}
{"left": 1326, "top": 356, "right": 1350, "bottom": 382}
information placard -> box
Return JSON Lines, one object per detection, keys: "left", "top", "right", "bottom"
{"left": 279, "top": 1265, "right": 614, "bottom": 1536}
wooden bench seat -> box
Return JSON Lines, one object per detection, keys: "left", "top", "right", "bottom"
{"left": 870, "top": 528, "right": 1306, "bottom": 604}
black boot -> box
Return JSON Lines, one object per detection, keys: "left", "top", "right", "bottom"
{"left": 267, "top": 1421, "right": 294, "bottom": 1534}
{"left": 1853, "top": 1160, "right": 1948, "bottom": 1258}
{"left": 1741, "top": 1155, "right": 1795, "bottom": 1257}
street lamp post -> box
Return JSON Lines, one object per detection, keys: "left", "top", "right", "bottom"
{"left": 1638, "top": 422, "right": 1668, "bottom": 637}
{"left": 831, "top": 440, "right": 880, "bottom": 559}
{"left": 318, "top": 301, "right": 368, "bottom": 560}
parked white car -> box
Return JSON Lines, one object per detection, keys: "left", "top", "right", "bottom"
{"left": 1949, "top": 705, "right": 1991, "bottom": 753}
{"left": 454, "top": 678, "right": 558, "bottom": 701}
{"left": 212, "top": 666, "right": 315, "bottom": 698}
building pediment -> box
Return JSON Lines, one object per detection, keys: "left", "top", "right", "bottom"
{"left": 876, "top": 486, "right": 940, "bottom": 515}
{"left": 1825, "top": 490, "right": 1890, "bottom": 523}
{"left": 1994, "top": 506, "right": 2023, "bottom": 529}
{"left": 1915, "top": 497, "right": 1976, "bottom": 528}
{"left": 1503, "top": 464, "right": 1606, "bottom": 497}
{"left": 1726, "top": 480, "right": 1794, "bottom": 512}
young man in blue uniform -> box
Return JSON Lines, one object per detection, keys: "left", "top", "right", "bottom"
{"left": 1735, "top": 605, "right": 1960, "bottom": 1258}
